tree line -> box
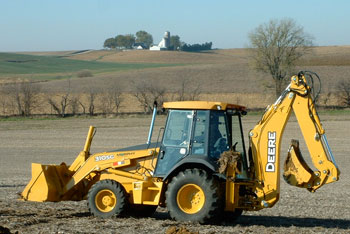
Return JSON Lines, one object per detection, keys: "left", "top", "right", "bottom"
{"left": 181, "top": 42, "right": 212, "bottom": 52}
{"left": 104, "top": 31, "right": 153, "bottom": 49}
{"left": 0, "top": 76, "right": 349, "bottom": 118}
{"left": 103, "top": 30, "right": 212, "bottom": 52}
{"left": 0, "top": 77, "right": 205, "bottom": 117}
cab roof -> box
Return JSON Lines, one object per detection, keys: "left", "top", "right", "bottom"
{"left": 163, "top": 101, "right": 246, "bottom": 111}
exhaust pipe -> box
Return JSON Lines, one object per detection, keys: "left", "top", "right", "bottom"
{"left": 147, "top": 101, "right": 157, "bottom": 146}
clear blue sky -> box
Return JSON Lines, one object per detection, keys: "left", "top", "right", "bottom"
{"left": 1, "top": 0, "right": 350, "bottom": 51}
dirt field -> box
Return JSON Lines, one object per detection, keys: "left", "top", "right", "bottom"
{"left": 1, "top": 113, "right": 349, "bottom": 234}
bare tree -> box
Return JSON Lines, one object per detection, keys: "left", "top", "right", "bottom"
{"left": 0, "top": 85, "right": 11, "bottom": 116}
{"left": 0, "top": 96, "right": 7, "bottom": 116}
{"left": 88, "top": 86, "right": 99, "bottom": 116}
{"left": 176, "top": 78, "right": 202, "bottom": 101}
{"left": 336, "top": 79, "right": 350, "bottom": 107}
{"left": 47, "top": 80, "right": 71, "bottom": 117}
{"left": 5, "top": 81, "right": 41, "bottom": 116}
{"left": 100, "top": 85, "right": 123, "bottom": 115}
{"left": 47, "top": 93, "right": 70, "bottom": 117}
{"left": 134, "top": 82, "right": 167, "bottom": 113}
{"left": 69, "top": 95, "right": 80, "bottom": 115}
{"left": 178, "top": 79, "right": 187, "bottom": 101}
{"left": 78, "top": 99, "right": 86, "bottom": 115}
{"left": 112, "top": 87, "right": 123, "bottom": 114}
{"left": 248, "top": 18, "right": 313, "bottom": 97}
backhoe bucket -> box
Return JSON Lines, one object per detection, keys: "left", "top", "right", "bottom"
{"left": 21, "top": 163, "right": 71, "bottom": 202}
{"left": 283, "top": 140, "right": 314, "bottom": 188}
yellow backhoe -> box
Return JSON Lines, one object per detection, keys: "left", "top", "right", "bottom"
{"left": 21, "top": 71, "right": 340, "bottom": 223}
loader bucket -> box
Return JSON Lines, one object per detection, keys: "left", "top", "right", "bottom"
{"left": 21, "top": 163, "right": 72, "bottom": 202}
{"left": 283, "top": 139, "right": 314, "bottom": 188}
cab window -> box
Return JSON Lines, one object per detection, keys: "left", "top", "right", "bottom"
{"left": 163, "top": 110, "right": 193, "bottom": 147}
{"left": 209, "top": 111, "right": 229, "bottom": 159}
{"left": 192, "top": 111, "right": 208, "bottom": 155}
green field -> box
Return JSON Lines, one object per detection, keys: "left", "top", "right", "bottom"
{"left": 0, "top": 52, "right": 180, "bottom": 80}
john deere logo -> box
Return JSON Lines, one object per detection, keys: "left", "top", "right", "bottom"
{"left": 266, "top": 132, "right": 276, "bottom": 172}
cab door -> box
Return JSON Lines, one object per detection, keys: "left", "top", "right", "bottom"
{"left": 154, "top": 110, "right": 193, "bottom": 176}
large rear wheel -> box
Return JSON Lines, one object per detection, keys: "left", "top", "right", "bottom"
{"left": 165, "top": 169, "right": 221, "bottom": 223}
{"left": 87, "top": 180, "right": 126, "bottom": 218}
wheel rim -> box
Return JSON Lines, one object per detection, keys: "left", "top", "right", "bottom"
{"left": 95, "top": 189, "right": 117, "bottom": 212}
{"left": 176, "top": 184, "right": 205, "bottom": 214}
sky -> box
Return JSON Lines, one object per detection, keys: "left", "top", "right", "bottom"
{"left": 1, "top": 0, "right": 350, "bottom": 52}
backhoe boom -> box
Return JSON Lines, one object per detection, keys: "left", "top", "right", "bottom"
{"left": 249, "top": 72, "right": 340, "bottom": 209}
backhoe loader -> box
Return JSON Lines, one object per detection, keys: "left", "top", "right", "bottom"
{"left": 21, "top": 71, "right": 340, "bottom": 223}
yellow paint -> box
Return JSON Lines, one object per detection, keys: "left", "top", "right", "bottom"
{"left": 95, "top": 189, "right": 117, "bottom": 212}
{"left": 176, "top": 184, "right": 205, "bottom": 214}
{"left": 248, "top": 75, "right": 340, "bottom": 208}
{"left": 283, "top": 140, "right": 314, "bottom": 187}
{"left": 163, "top": 101, "right": 246, "bottom": 111}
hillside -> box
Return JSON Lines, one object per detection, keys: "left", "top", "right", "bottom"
{"left": 0, "top": 52, "right": 180, "bottom": 82}
{"left": 42, "top": 46, "right": 350, "bottom": 95}
{"left": 0, "top": 46, "right": 349, "bottom": 112}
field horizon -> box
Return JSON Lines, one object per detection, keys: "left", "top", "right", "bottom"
{"left": 1, "top": 46, "right": 350, "bottom": 114}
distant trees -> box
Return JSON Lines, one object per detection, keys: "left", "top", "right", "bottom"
{"left": 176, "top": 78, "right": 202, "bottom": 101}
{"left": 336, "top": 79, "right": 350, "bottom": 107}
{"left": 181, "top": 42, "right": 212, "bottom": 52}
{"left": 169, "top": 35, "right": 182, "bottom": 50}
{"left": 103, "top": 31, "right": 212, "bottom": 52}
{"left": 4, "top": 81, "right": 41, "bottom": 116}
{"left": 115, "top": 34, "right": 136, "bottom": 49}
{"left": 104, "top": 31, "right": 149, "bottom": 49}
{"left": 248, "top": 18, "right": 313, "bottom": 97}
{"left": 47, "top": 79, "right": 72, "bottom": 117}
{"left": 103, "top": 34, "right": 136, "bottom": 49}
{"left": 103, "top": 38, "right": 117, "bottom": 49}
{"left": 136, "top": 30, "right": 153, "bottom": 49}
{"left": 100, "top": 85, "right": 123, "bottom": 115}
{"left": 133, "top": 82, "right": 167, "bottom": 113}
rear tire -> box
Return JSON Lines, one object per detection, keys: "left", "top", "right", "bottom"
{"left": 165, "top": 169, "right": 221, "bottom": 223}
{"left": 87, "top": 180, "right": 126, "bottom": 218}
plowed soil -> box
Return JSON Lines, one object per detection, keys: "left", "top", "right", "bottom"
{"left": 1, "top": 114, "right": 349, "bottom": 233}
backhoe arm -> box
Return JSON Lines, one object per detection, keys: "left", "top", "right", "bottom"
{"left": 286, "top": 75, "right": 339, "bottom": 192}
{"left": 249, "top": 73, "right": 340, "bottom": 209}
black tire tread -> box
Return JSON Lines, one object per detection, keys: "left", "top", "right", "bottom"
{"left": 87, "top": 179, "right": 126, "bottom": 218}
{"left": 165, "top": 168, "right": 221, "bottom": 223}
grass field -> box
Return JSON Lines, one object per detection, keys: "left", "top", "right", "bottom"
{"left": 0, "top": 52, "right": 181, "bottom": 81}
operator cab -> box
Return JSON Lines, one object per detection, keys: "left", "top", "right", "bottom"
{"left": 154, "top": 101, "right": 248, "bottom": 178}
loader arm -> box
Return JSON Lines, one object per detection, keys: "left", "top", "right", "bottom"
{"left": 249, "top": 72, "right": 340, "bottom": 209}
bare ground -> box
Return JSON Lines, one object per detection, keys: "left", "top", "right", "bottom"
{"left": 0, "top": 114, "right": 350, "bottom": 233}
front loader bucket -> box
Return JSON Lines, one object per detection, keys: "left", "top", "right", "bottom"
{"left": 283, "top": 139, "right": 314, "bottom": 188}
{"left": 21, "top": 163, "right": 71, "bottom": 202}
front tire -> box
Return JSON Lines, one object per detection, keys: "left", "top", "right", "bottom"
{"left": 87, "top": 180, "right": 126, "bottom": 218}
{"left": 165, "top": 169, "right": 221, "bottom": 223}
